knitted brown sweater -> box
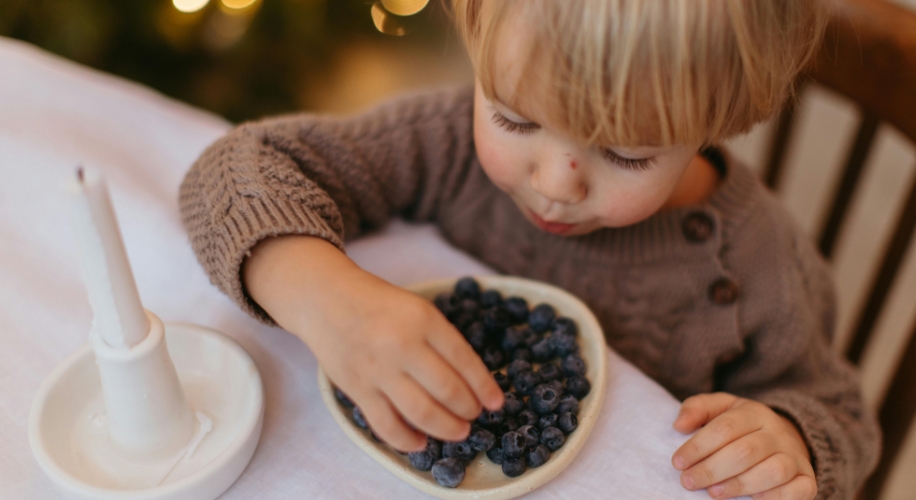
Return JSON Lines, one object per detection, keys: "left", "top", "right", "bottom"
{"left": 179, "top": 87, "right": 879, "bottom": 499}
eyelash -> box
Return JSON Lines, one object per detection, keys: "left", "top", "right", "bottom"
{"left": 491, "top": 111, "right": 540, "bottom": 135}
{"left": 602, "top": 149, "right": 655, "bottom": 171}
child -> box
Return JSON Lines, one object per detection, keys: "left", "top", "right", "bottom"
{"left": 179, "top": 0, "right": 879, "bottom": 498}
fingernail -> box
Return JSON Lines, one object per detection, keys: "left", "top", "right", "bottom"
{"left": 682, "top": 474, "right": 694, "bottom": 489}
{"left": 709, "top": 484, "right": 724, "bottom": 497}
{"left": 673, "top": 456, "right": 684, "bottom": 470}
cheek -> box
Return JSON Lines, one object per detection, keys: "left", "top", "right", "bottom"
{"left": 473, "top": 119, "right": 525, "bottom": 191}
{"left": 594, "top": 171, "right": 681, "bottom": 224}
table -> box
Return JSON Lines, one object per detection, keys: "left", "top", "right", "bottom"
{"left": 0, "top": 37, "right": 717, "bottom": 499}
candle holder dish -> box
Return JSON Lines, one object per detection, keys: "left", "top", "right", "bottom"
{"left": 28, "top": 319, "right": 264, "bottom": 500}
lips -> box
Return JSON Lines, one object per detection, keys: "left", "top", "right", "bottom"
{"left": 528, "top": 209, "right": 577, "bottom": 235}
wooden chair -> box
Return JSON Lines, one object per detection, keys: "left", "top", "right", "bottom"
{"left": 762, "top": 0, "right": 916, "bottom": 497}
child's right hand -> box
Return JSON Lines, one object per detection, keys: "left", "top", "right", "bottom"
{"left": 243, "top": 235, "right": 505, "bottom": 452}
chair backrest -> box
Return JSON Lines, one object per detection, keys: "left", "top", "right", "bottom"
{"left": 762, "top": 0, "right": 916, "bottom": 497}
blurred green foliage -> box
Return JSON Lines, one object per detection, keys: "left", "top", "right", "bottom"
{"left": 0, "top": 0, "right": 454, "bottom": 122}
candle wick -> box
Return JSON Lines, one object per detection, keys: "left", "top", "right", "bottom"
{"left": 77, "top": 167, "right": 84, "bottom": 183}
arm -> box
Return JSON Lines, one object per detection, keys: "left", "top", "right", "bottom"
{"left": 179, "top": 88, "right": 503, "bottom": 451}
{"left": 672, "top": 222, "right": 880, "bottom": 500}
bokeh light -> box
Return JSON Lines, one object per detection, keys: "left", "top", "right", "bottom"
{"left": 371, "top": 2, "right": 407, "bottom": 36}
{"left": 221, "top": 0, "right": 258, "bottom": 10}
{"left": 380, "top": 0, "right": 429, "bottom": 16}
{"left": 173, "top": 0, "right": 210, "bottom": 13}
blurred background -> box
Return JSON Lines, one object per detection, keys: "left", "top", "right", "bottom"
{"left": 0, "top": 0, "right": 473, "bottom": 121}
{"left": 2, "top": 1, "right": 916, "bottom": 499}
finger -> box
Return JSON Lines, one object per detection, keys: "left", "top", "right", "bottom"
{"left": 358, "top": 390, "right": 427, "bottom": 452}
{"left": 678, "top": 430, "right": 775, "bottom": 491}
{"left": 405, "top": 344, "right": 481, "bottom": 421}
{"left": 428, "top": 323, "right": 504, "bottom": 410}
{"left": 750, "top": 474, "right": 817, "bottom": 500}
{"left": 673, "top": 403, "right": 764, "bottom": 472}
{"left": 706, "top": 453, "right": 808, "bottom": 499}
{"left": 384, "top": 373, "right": 471, "bottom": 443}
{"left": 674, "top": 393, "right": 740, "bottom": 433}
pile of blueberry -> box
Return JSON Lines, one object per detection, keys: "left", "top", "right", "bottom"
{"left": 335, "top": 277, "right": 591, "bottom": 489}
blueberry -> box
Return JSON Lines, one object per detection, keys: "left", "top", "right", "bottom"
{"left": 522, "top": 328, "right": 542, "bottom": 348}
{"left": 408, "top": 438, "right": 442, "bottom": 471}
{"left": 503, "top": 392, "right": 525, "bottom": 416}
{"left": 547, "top": 379, "right": 565, "bottom": 396}
{"left": 464, "top": 322, "right": 488, "bottom": 351}
{"left": 517, "top": 409, "right": 538, "bottom": 427}
{"left": 558, "top": 412, "right": 578, "bottom": 434}
{"left": 455, "top": 277, "right": 481, "bottom": 300}
{"left": 434, "top": 292, "right": 461, "bottom": 319}
{"left": 443, "top": 440, "right": 477, "bottom": 462}
{"left": 540, "top": 426, "right": 566, "bottom": 451}
{"left": 482, "top": 346, "right": 506, "bottom": 370}
{"left": 460, "top": 299, "right": 480, "bottom": 316}
{"left": 468, "top": 428, "right": 496, "bottom": 451}
{"left": 511, "top": 348, "right": 533, "bottom": 362}
{"left": 517, "top": 424, "right": 541, "bottom": 448}
{"left": 527, "top": 444, "right": 551, "bottom": 468}
{"left": 432, "top": 457, "right": 466, "bottom": 488}
{"left": 477, "top": 408, "right": 505, "bottom": 428}
{"left": 352, "top": 407, "right": 369, "bottom": 429}
{"left": 537, "top": 363, "right": 562, "bottom": 383}
{"left": 334, "top": 387, "right": 354, "bottom": 408}
{"left": 501, "top": 326, "right": 525, "bottom": 352}
{"left": 486, "top": 445, "right": 505, "bottom": 464}
{"left": 556, "top": 393, "right": 579, "bottom": 415}
{"left": 538, "top": 413, "right": 559, "bottom": 430}
{"left": 483, "top": 307, "right": 511, "bottom": 335}
{"left": 550, "top": 317, "right": 578, "bottom": 337}
{"left": 507, "top": 359, "right": 531, "bottom": 380}
{"left": 502, "top": 457, "right": 527, "bottom": 477}
{"left": 529, "top": 384, "right": 560, "bottom": 415}
{"left": 494, "top": 372, "right": 511, "bottom": 392}
{"left": 480, "top": 289, "right": 503, "bottom": 309}
{"left": 561, "top": 354, "right": 587, "bottom": 377}
{"left": 548, "top": 330, "right": 577, "bottom": 357}
{"left": 513, "top": 369, "right": 539, "bottom": 396}
{"left": 503, "top": 297, "right": 529, "bottom": 324}
{"left": 528, "top": 304, "right": 556, "bottom": 333}
{"left": 501, "top": 431, "right": 527, "bottom": 458}
{"left": 497, "top": 416, "right": 519, "bottom": 436}
{"left": 451, "top": 310, "right": 476, "bottom": 330}
{"left": 566, "top": 375, "right": 592, "bottom": 399}
{"left": 370, "top": 429, "right": 384, "bottom": 443}
{"left": 531, "top": 337, "right": 554, "bottom": 362}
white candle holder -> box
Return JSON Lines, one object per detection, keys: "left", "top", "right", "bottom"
{"left": 28, "top": 168, "right": 264, "bottom": 499}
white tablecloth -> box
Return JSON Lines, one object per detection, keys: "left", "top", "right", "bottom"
{"left": 0, "top": 37, "right": 717, "bottom": 499}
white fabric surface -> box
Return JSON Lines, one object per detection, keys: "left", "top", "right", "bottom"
{"left": 0, "top": 37, "right": 720, "bottom": 499}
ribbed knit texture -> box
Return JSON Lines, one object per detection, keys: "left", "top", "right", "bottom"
{"left": 179, "top": 87, "right": 879, "bottom": 499}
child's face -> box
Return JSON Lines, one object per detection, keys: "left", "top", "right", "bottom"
{"left": 471, "top": 1, "right": 703, "bottom": 237}
{"left": 474, "top": 87, "right": 701, "bottom": 236}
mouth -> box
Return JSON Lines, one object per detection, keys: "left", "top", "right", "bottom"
{"left": 527, "top": 209, "right": 577, "bottom": 235}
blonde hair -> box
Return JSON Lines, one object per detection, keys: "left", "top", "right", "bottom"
{"left": 451, "top": 0, "right": 829, "bottom": 148}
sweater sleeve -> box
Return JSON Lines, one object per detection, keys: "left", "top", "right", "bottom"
{"left": 718, "top": 221, "right": 881, "bottom": 500}
{"left": 178, "top": 87, "right": 476, "bottom": 324}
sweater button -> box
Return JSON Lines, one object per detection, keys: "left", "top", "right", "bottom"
{"left": 682, "top": 212, "right": 715, "bottom": 243}
{"left": 709, "top": 278, "right": 739, "bottom": 305}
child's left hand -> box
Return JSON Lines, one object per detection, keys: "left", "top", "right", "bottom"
{"left": 671, "top": 393, "right": 816, "bottom": 499}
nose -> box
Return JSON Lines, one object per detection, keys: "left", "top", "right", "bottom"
{"left": 529, "top": 155, "right": 587, "bottom": 205}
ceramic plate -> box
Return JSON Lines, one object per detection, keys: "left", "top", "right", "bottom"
{"left": 318, "top": 276, "right": 607, "bottom": 500}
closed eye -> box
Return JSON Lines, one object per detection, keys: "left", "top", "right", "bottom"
{"left": 602, "top": 148, "right": 655, "bottom": 171}
{"left": 491, "top": 111, "right": 540, "bottom": 135}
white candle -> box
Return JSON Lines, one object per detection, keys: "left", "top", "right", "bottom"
{"left": 67, "top": 167, "right": 149, "bottom": 349}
